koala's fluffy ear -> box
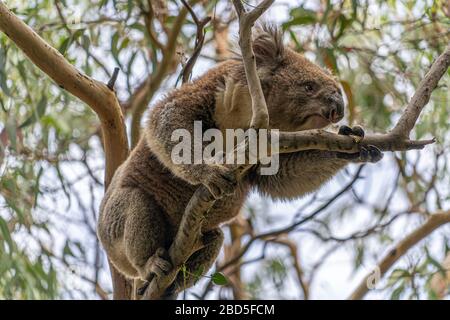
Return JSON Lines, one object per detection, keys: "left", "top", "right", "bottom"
{"left": 252, "top": 24, "right": 285, "bottom": 73}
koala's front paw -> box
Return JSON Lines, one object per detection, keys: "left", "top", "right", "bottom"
{"left": 202, "top": 165, "right": 237, "bottom": 199}
{"left": 338, "top": 125, "right": 365, "bottom": 140}
{"left": 337, "top": 125, "right": 383, "bottom": 163}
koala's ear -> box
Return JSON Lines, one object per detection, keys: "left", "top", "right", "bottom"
{"left": 252, "top": 23, "right": 285, "bottom": 72}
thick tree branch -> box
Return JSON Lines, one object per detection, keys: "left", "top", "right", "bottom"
{"left": 0, "top": 1, "right": 131, "bottom": 299}
{"left": 143, "top": 0, "right": 164, "bottom": 50}
{"left": 349, "top": 211, "right": 450, "bottom": 300}
{"left": 277, "top": 130, "right": 435, "bottom": 154}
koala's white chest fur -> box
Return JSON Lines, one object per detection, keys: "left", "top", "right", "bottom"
{"left": 214, "top": 78, "right": 253, "bottom": 130}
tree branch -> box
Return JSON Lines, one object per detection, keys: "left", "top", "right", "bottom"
{"left": 179, "top": 0, "right": 211, "bottom": 84}
{"left": 392, "top": 47, "right": 450, "bottom": 137}
{"left": 348, "top": 211, "right": 450, "bottom": 300}
{"left": 270, "top": 237, "right": 310, "bottom": 299}
{"left": 0, "top": 1, "right": 131, "bottom": 299}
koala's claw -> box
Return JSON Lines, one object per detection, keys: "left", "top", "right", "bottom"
{"left": 338, "top": 125, "right": 353, "bottom": 136}
{"left": 352, "top": 125, "right": 365, "bottom": 138}
{"left": 204, "top": 167, "right": 237, "bottom": 199}
{"left": 365, "top": 145, "right": 383, "bottom": 163}
{"left": 141, "top": 247, "right": 172, "bottom": 282}
{"left": 354, "top": 145, "right": 383, "bottom": 163}
{"left": 136, "top": 248, "right": 172, "bottom": 297}
{"left": 151, "top": 248, "right": 172, "bottom": 277}
{"left": 162, "top": 282, "right": 178, "bottom": 299}
{"left": 338, "top": 125, "right": 365, "bottom": 139}
{"left": 337, "top": 145, "right": 383, "bottom": 163}
{"left": 137, "top": 283, "right": 149, "bottom": 296}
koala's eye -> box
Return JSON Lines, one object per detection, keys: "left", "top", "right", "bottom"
{"left": 304, "top": 82, "right": 316, "bottom": 93}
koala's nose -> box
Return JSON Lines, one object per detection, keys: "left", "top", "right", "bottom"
{"left": 326, "top": 93, "right": 344, "bottom": 123}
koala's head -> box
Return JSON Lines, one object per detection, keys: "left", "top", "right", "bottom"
{"left": 240, "top": 25, "right": 344, "bottom": 131}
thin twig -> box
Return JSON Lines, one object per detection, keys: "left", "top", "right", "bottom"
{"left": 179, "top": 0, "right": 211, "bottom": 84}
{"left": 107, "top": 67, "right": 120, "bottom": 90}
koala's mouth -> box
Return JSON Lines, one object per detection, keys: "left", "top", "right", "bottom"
{"left": 300, "top": 114, "right": 332, "bottom": 130}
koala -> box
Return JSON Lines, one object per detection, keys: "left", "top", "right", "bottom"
{"left": 97, "top": 25, "right": 382, "bottom": 298}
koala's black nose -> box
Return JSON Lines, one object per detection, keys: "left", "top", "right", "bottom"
{"left": 326, "top": 93, "right": 344, "bottom": 123}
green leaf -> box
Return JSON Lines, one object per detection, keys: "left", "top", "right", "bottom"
{"left": 19, "top": 95, "right": 47, "bottom": 128}
{"left": 62, "top": 241, "right": 74, "bottom": 258}
{"left": 211, "top": 272, "right": 228, "bottom": 286}
{"left": 58, "top": 37, "right": 71, "bottom": 55}
{"left": 0, "top": 45, "right": 9, "bottom": 96}
{"left": 351, "top": 0, "right": 358, "bottom": 19}
{"left": 111, "top": 32, "right": 120, "bottom": 63}
{"left": 387, "top": 268, "right": 409, "bottom": 286}
{"left": 16, "top": 61, "right": 29, "bottom": 86}
{"left": 193, "top": 266, "right": 204, "bottom": 285}
{"left": 0, "top": 96, "right": 6, "bottom": 112}
{"left": 81, "top": 35, "right": 91, "bottom": 51}
{"left": 72, "top": 29, "right": 85, "bottom": 42}
{"left": 390, "top": 284, "right": 404, "bottom": 300}
{"left": 5, "top": 119, "right": 17, "bottom": 150}
{"left": 36, "top": 96, "right": 47, "bottom": 118}
{"left": 425, "top": 248, "right": 446, "bottom": 277}
{"left": 0, "top": 217, "right": 14, "bottom": 251}
{"left": 128, "top": 22, "right": 145, "bottom": 33}
{"left": 283, "top": 8, "right": 317, "bottom": 29}
{"left": 288, "top": 30, "right": 301, "bottom": 50}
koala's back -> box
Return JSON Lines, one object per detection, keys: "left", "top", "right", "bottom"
{"left": 120, "top": 139, "right": 196, "bottom": 228}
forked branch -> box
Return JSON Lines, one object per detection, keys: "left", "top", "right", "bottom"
{"left": 180, "top": 0, "right": 211, "bottom": 84}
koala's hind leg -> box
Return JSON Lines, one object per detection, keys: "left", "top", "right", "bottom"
{"left": 166, "top": 228, "right": 224, "bottom": 296}
{"left": 123, "top": 190, "right": 172, "bottom": 281}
